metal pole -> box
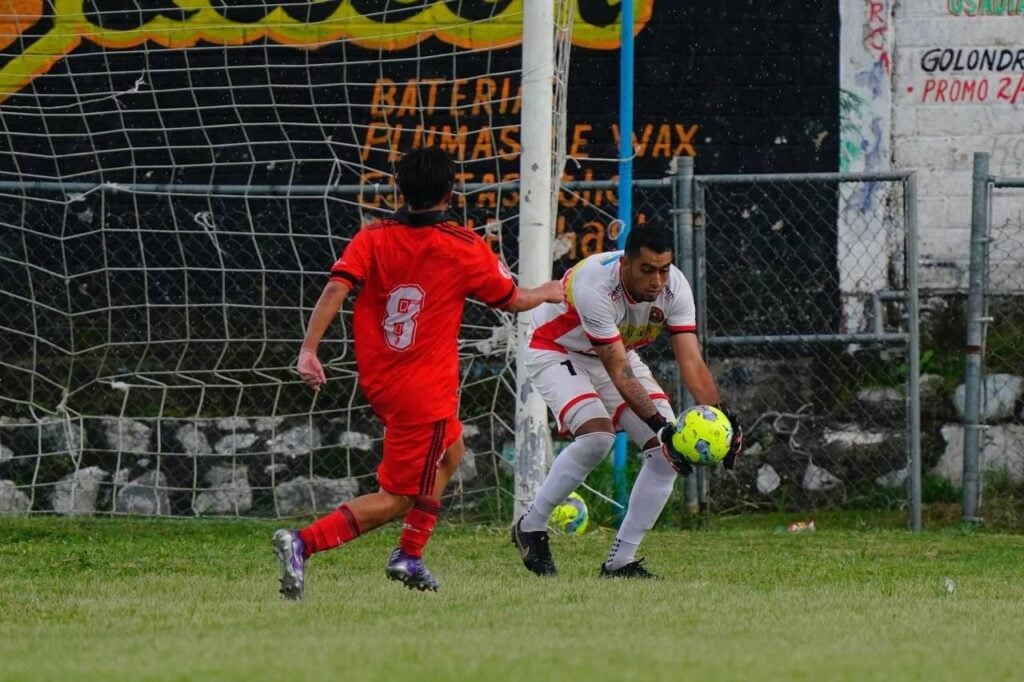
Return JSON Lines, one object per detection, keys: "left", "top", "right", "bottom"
{"left": 673, "top": 157, "right": 699, "bottom": 517}
{"left": 514, "top": 0, "right": 556, "bottom": 520}
{"left": 612, "top": 0, "right": 637, "bottom": 521}
{"left": 962, "top": 152, "right": 990, "bottom": 525}
{"left": 905, "top": 173, "right": 922, "bottom": 532}
{"left": 692, "top": 180, "right": 710, "bottom": 526}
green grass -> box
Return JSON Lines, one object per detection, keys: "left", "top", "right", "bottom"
{"left": 2, "top": 517, "right": 1024, "bottom": 681}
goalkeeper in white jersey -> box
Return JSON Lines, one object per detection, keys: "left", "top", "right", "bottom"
{"left": 512, "top": 223, "right": 743, "bottom": 578}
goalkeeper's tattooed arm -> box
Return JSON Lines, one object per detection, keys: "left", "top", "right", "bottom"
{"left": 593, "top": 341, "right": 662, "bottom": 425}
{"left": 297, "top": 279, "right": 351, "bottom": 392}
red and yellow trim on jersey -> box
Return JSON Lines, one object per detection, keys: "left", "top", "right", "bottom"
{"left": 529, "top": 306, "right": 583, "bottom": 353}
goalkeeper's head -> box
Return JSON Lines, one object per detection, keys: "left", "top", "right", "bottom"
{"left": 395, "top": 146, "right": 457, "bottom": 211}
{"left": 620, "top": 223, "right": 675, "bottom": 302}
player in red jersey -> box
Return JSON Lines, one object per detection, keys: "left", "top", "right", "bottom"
{"left": 273, "top": 147, "right": 563, "bottom": 599}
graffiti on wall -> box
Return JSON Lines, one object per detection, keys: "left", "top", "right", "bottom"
{"left": 947, "top": 0, "right": 1024, "bottom": 15}
{"left": 0, "top": 0, "right": 654, "bottom": 101}
{"left": 911, "top": 48, "right": 1024, "bottom": 104}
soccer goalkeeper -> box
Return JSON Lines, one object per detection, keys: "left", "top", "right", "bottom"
{"left": 512, "top": 223, "right": 742, "bottom": 578}
{"left": 274, "top": 146, "right": 563, "bottom": 599}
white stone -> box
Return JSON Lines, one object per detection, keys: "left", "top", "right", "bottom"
{"left": 214, "top": 432, "right": 259, "bottom": 455}
{"left": 254, "top": 416, "right": 285, "bottom": 432}
{"left": 273, "top": 476, "right": 358, "bottom": 516}
{"left": 933, "top": 424, "right": 1024, "bottom": 485}
{"left": 803, "top": 463, "right": 842, "bottom": 492}
{"left": 101, "top": 418, "right": 151, "bottom": 453}
{"left": 0, "top": 441, "right": 12, "bottom": 463}
{"left": 461, "top": 424, "right": 481, "bottom": 439}
{"left": 40, "top": 419, "right": 84, "bottom": 453}
{"left": 756, "top": 464, "right": 781, "bottom": 495}
{"left": 193, "top": 465, "right": 252, "bottom": 515}
{"left": 264, "top": 463, "right": 289, "bottom": 477}
{"left": 267, "top": 425, "right": 321, "bottom": 459}
{"left": 823, "top": 426, "right": 888, "bottom": 448}
{"left": 875, "top": 467, "right": 908, "bottom": 489}
{"left": 175, "top": 423, "right": 212, "bottom": 455}
{"left": 856, "top": 387, "right": 903, "bottom": 404}
{"left": 337, "top": 431, "right": 373, "bottom": 451}
{"left": 953, "top": 374, "right": 1024, "bottom": 422}
{"left": 115, "top": 470, "right": 170, "bottom": 515}
{"left": 0, "top": 480, "right": 31, "bottom": 513}
{"left": 52, "top": 466, "right": 108, "bottom": 515}
{"left": 215, "top": 417, "right": 250, "bottom": 432}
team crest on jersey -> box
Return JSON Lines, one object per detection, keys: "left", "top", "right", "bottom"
{"left": 498, "top": 260, "right": 512, "bottom": 279}
{"left": 649, "top": 307, "right": 666, "bottom": 323}
{"left": 609, "top": 284, "right": 622, "bottom": 302}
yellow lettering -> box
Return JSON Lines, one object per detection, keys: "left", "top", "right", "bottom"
{"left": 650, "top": 124, "right": 673, "bottom": 157}
{"left": 472, "top": 78, "right": 496, "bottom": 116}
{"left": 397, "top": 80, "right": 419, "bottom": 117}
{"left": 569, "top": 124, "right": 591, "bottom": 158}
{"left": 371, "top": 78, "right": 397, "bottom": 117}
{"left": 674, "top": 124, "right": 699, "bottom": 156}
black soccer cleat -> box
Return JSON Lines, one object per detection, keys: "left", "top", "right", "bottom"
{"left": 511, "top": 515, "right": 557, "bottom": 576}
{"left": 600, "top": 558, "right": 658, "bottom": 579}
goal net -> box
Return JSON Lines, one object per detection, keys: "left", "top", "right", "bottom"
{"left": 0, "top": 1, "right": 582, "bottom": 518}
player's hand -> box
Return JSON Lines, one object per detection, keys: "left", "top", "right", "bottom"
{"left": 656, "top": 421, "right": 693, "bottom": 477}
{"left": 539, "top": 279, "right": 565, "bottom": 304}
{"left": 718, "top": 403, "right": 744, "bottom": 470}
{"left": 297, "top": 349, "right": 326, "bottom": 392}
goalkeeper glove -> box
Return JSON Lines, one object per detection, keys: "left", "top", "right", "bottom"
{"left": 644, "top": 413, "right": 693, "bottom": 477}
{"left": 717, "top": 403, "right": 744, "bottom": 470}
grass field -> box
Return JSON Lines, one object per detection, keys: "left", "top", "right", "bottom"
{"left": 2, "top": 514, "right": 1024, "bottom": 682}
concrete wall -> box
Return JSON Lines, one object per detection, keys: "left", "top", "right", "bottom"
{"left": 843, "top": 0, "right": 1024, "bottom": 290}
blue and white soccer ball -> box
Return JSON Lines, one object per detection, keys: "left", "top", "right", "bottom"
{"left": 549, "top": 492, "right": 589, "bottom": 535}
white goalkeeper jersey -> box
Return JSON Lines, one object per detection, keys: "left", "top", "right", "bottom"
{"left": 528, "top": 250, "right": 697, "bottom": 354}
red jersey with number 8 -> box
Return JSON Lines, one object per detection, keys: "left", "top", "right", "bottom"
{"left": 329, "top": 213, "right": 517, "bottom": 425}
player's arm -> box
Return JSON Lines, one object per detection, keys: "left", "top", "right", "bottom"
{"left": 592, "top": 340, "right": 664, "bottom": 429}
{"left": 669, "top": 331, "right": 743, "bottom": 466}
{"left": 297, "top": 279, "right": 351, "bottom": 392}
{"left": 669, "top": 332, "right": 719, "bottom": 405}
{"left": 502, "top": 280, "right": 564, "bottom": 313}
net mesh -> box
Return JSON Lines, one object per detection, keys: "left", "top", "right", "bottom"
{"left": 0, "top": 1, "right": 577, "bottom": 518}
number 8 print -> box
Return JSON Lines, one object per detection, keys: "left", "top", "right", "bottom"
{"left": 383, "top": 285, "right": 425, "bottom": 351}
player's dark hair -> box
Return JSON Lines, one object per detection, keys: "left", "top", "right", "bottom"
{"left": 394, "top": 146, "right": 456, "bottom": 210}
{"left": 624, "top": 223, "right": 675, "bottom": 257}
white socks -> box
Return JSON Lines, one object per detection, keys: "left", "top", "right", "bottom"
{"left": 605, "top": 445, "right": 676, "bottom": 570}
{"left": 520, "top": 431, "right": 615, "bottom": 532}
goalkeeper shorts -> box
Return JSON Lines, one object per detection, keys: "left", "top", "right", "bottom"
{"left": 524, "top": 349, "right": 673, "bottom": 438}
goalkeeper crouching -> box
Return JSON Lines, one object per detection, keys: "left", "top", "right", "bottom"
{"left": 512, "top": 223, "right": 742, "bottom": 578}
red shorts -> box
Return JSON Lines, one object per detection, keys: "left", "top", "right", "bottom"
{"left": 377, "top": 414, "right": 463, "bottom": 496}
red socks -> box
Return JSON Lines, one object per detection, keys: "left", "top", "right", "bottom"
{"left": 298, "top": 504, "right": 360, "bottom": 557}
{"left": 399, "top": 497, "right": 441, "bottom": 558}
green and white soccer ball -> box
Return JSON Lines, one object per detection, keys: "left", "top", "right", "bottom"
{"left": 670, "top": 405, "right": 734, "bottom": 465}
{"left": 549, "top": 491, "right": 589, "bottom": 535}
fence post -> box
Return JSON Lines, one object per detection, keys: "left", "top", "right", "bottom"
{"left": 906, "top": 173, "right": 922, "bottom": 532}
{"left": 672, "top": 157, "right": 699, "bottom": 516}
{"left": 962, "top": 152, "right": 991, "bottom": 525}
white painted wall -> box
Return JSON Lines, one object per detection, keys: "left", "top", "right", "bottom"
{"left": 840, "top": 0, "right": 1024, "bottom": 294}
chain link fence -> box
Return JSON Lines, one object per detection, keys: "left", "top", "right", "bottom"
{"left": 692, "top": 171, "right": 921, "bottom": 525}
{"left": 962, "top": 153, "right": 1024, "bottom": 528}
{"left": 0, "top": 171, "right": 923, "bottom": 524}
